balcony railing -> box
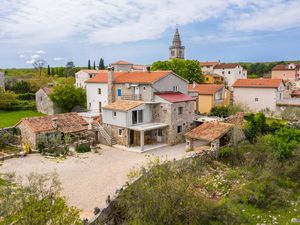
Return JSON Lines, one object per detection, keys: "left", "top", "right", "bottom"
{"left": 121, "top": 94, "right": 142, "bottom": 101}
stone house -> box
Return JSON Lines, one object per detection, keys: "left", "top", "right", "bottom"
{"left": 232, "top": 78, "right": 285, "bottom": 113}
{"left": 0, "top": 71, "right": 4, "bottom": 90}
{"left": 36, "top": 86, "right": 62, "bottom": 115}
{"left": 16, "top": 113, "right": 89, "bottom": 150}
{"left": 188, "top": 84, "right": 231, "bottom": 114}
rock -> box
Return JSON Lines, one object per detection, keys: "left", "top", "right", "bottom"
{"left": 291, "top": 218, "right": 300, "bottom": 223}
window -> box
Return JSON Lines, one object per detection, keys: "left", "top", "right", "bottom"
{"left": 89, "top": 103, "right": 91, "bottom": 110}
{"left": 117, "top": 89, "right": 122, "bottom": 96}
{"left": 171, "top": 50, "right": 175, "bottom": 56}
{"left": 255, "top": 98, "right": 259, "bottom": 102}
{"left": 98, "top": 88, "right": 101, "bottom": 94}
{"left": 228, "top": 71, "right": 231, "bottom": 74}
{"left": 177, "top": 126, "right": 182, "bottom": 134}
{"left": 118, "top": 128, "right": 123, "bottom": 137}
{"left": 89, "top": 74, "right": 93, "bottom": 78}
{"left": 178, "top": 107, "right": 183, "bottom": 115}
{"left": 157, "top": 129, "right": 163, "bottom": 136}
{"left": 143, "top": 86, "right": 146, "bottom": 91}
{"left": 222, "top": 71, "right": 225, "bottom": 75}
{"left": 138, "top": 110, "right": 143, "bottom": 123}
{"left": 113, "top": 111, "right": 117, "bottom": 117}
{"left": 132, "top": 110, "right": 137, "bottom": 124}
{"left": 206, "top": 77, "right": 209, "bottom": 81}
{"left": 173, "top": 85, "right": 178, "bottom": 92}
{"left": 99, "top": 102, "right": 102, "bottom": 113}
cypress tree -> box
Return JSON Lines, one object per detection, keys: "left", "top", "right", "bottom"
{"left": 47, "top": 65, "right": 51, "bottom": 75}
{"left": 88, "top": 60, "right": 91, "bottom": 69}
{"left": 99, "top": 58, "right": 105, "bottom": 69}
{"left": 51, "top": 68, "right": 55, "bottom": 76}
{"left": 93, "top": 60, "right": 96, "bottom": 70}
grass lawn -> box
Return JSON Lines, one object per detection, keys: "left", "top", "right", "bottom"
{"left": 0, "top": 110, "right": 44, "bottom": 128}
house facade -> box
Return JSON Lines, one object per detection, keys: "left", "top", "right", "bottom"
{"left": 75, "top": 70, "right": 102, "bottom": 89}
{"left": 272, "top": 63, "right": 300, "bottom": 88}
{"left": 199, "top": 62, "right": 220, "bottom": 75}
{"left": 87, "top": 69, "right": 195, "bottom": 151}
{"left": 232, "top": 79, "right": 284, "bottom": 113}
{"left": 36, "top": 86, "right": 62, "bottom": 115}
{"left": 214, "top": 63, "right": 247, "bottom": 89}
{"left": 188, "top": 84, "right": 230, "bottom": 114}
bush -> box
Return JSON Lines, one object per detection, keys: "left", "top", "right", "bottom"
{"left": 209, "top": 106, "right": 230, "bottom": 117}
{"left": 17, "top": 92, "right": 35, "bottom": 101}
{"left": 281, "top": 107, "right": 300, "bottom": 121}
{"left": 75, "top": 144, "right": 91, "bottom": 153}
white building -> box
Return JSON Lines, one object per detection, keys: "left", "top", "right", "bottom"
{"left": 75, "top": 70, "right": 102, "bottom": 89}
{"left": 232, "top": 78, "right": 284, "bottom": 113}
{"left": 110, "top": 60, "right": 147, "bottom": 72}
{"left": 214, "top": 63, "right": 247, "bottom": 90}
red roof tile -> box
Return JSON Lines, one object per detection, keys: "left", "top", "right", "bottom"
{"left": 232, "top": 79, "right": 283, "bottom": 88}
{"left": 155, "top": 92, "right": 194, "bottom": 103}
{"left": 85, "top": 71, "right": 172, "bottom": 84}
{"left": 110, "top": 60, "right": 133, "bottom": 65}
{"left": 188, "top": 84, "right": 224, "bottom": 95}
{"left": 272, "top": 64, "right": 300, "bottom": 71}
{"left": 18, "top": 113, "right": 88, "bottom": 134}
{"left": 199, "top": 61, "right": 219, "bottom": 67}
{"left": 214, "top": 63, "right": 239, "bottom": 69}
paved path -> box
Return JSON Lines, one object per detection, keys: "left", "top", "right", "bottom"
{"left": 0, "top": 144, "right": 187, "bottom": 219}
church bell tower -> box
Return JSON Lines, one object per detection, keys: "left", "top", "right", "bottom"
{"left": 169, "top": 27, "right": 185, "bottom": 59}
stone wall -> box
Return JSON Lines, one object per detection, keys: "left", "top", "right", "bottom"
{"left": 103, "top": 124, "right": 129, "bottom": 146}
{"left": 17, "top": 122, "right": 37, "bottom": 150}
{"left": 36, "top": 89, "right": 61, "bottom": 115}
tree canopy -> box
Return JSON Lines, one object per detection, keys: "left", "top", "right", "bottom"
{"left": 50, "top": 84, "right": 86, "bottom": 112}
{"left": 151, "top": 59, "right": 203, "bottom": 83}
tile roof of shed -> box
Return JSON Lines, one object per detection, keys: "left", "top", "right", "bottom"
{"left": 102, "top": 100, "right": 144, "bottom": 111}
{"left": 41, "top": 86, "right": 53, "bottom": 96}
{"left": 85, "top": 71, "right": 172, "bottom": 84}
{"left": 18, "top": 113, "right": 88, "bottom": 134}
{"left": 155, "top": 92, "right": 195, "bottom": 103}
{"left": 232, "top": 79, "right": 283, "bottom": 88}
{"left": 185, "top": 121, "right": 233, "bottom": 142}
{"left": 188, "top": 84, "right": 224, "bottom": 95}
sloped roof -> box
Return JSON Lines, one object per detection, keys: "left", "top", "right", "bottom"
{"left": 102, "top": 100, "right": 144, "bottom": 112}
{"left": 232, "top": 79, "right": 283, "bottom": 88}
{"left": 110, "top": 60, "right": 133, "bottom": 65}
{"left": 155, "top": 92, "right": 195, "bottom": 103}
{"left": 85, "top": 71, "right": 172, "bottom": 84}
{"left": 41, "top": 86, "right": 53, "bottom": 96}
{"left": 224, "top": 112, "right": 245, "bottom": 126}
{"left": 188, "top": 84, "right": 224, "bottom": 95}
{"left": 185, "top": 121, "right": 233, "bottom": 142}
{"left": 214, "top": 63, "right": 239, "bottom": 69}
{"left": 18, "top": 113, "right": 88, "bottom": 134}
{"left": 272, "top": 64, "right": 300, "bottom": 71}
{"left": 200, "top": 61, "right": 219, "bottom": 67}
{"left": 81, "top": 70, "right": 101, "bottom": 74}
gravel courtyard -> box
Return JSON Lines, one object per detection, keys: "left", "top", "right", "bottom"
{"left": 0, "top": 144, "right": 187, "bottom": 219}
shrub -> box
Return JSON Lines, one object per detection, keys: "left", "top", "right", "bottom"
{"left": 209, "top": 105, "right": 230, "bottom": 117}
{"left": 75, "top": 144, "right": 91, "bottom": 153}
{"left": 281, "top": 107, "right": 300, "bottom": 121}
{"left": 17, "top": 92, "right": 35, "bottom": 101}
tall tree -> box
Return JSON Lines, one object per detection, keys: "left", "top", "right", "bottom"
{"left": 32, "top": 59, "right": 47, "bottom": 77}
{"left": 88, "top": 60, "right": 91, "bottom": 69}
{"left": 152, "top": 59, "right": 203, "bottom": 83}
{"left": 99, "top": 58, "right": 105, "bottom": 70}
{"left": 51, "top": 67, "right": 55, "bottom": 76}
{"left": 65, "top": 61, "right": 75, "bottom": 77}
{"left": 47, "top": 65, "right": 51, "bottom": 75}
{"left": 93, "top": 60, "right": 96, "bottom": 70}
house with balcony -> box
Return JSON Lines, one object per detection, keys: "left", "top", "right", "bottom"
{"left": 232, "top": 78, "right": 285, "bottom": 113}
{"left": 86, "top": 68, "right": 195, "bottom": 152}
{"left": 188, "top": 84, "right": 230, "bottom": 114}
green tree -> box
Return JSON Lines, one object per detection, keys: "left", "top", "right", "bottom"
{"left": 99, "top": 58, "right": 105, "bottom": 69}
{"left": 152, "top": 59, "right": 203, "bottom": 83}
{"left": 47, "top": 65, "right": 51, "bottom": 75}
{"left": 93, "top": 60, "right": 96, "bottom": 70}
{"left": 244, "top": 113, "right": 268, "bottom": 143}
{"left": 88, "top": 60, "right": 91, "bottom": 69}
{"left": 0, "top": 173, "right": 82, "bottom": 225}
{"left": 50, "top": 84, "right": 86, "bottom": 112}
{"left": 51, "top": 67, "right": 55, "bottom": 76}
{"left": 0, "top": 88, "right": 18, "bottom": 110}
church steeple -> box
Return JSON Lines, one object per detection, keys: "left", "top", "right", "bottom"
{"left": 169, "top": 27, "right": 185, "bottom": 60}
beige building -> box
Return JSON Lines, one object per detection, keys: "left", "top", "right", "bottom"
{"left": 199, "top": 61, "right": 220, "bottom": 75}
{"left": 272, "top": 63, "right": 300, "bottom": 88}
{"left": 232, "top": 79, "right": 284, "bottom": 113}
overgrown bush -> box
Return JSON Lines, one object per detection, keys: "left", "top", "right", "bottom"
{"left": 17, "top": 92, "right": 35, "bottom": 101}
{"left": 37, "top": 133, "right": 69, "bottom": 156}
{"left": 209, "top": 104, "right": 245, "bottom": 118}
{"left": 75, "top": 144, "right": 91, "bottom": 153}
{"left": 281, "top": 107, "right": 300, "bottom": 121}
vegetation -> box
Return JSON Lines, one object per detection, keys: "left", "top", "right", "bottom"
{"left": 0, "top": 110, "right": 43, "bottom": 128}
{"left": 282, "top": 107, "right": 300, "bottom": 121}
{"left": 37, "top": 133, "right": 70, "bottom": 157}
{"left": 75, "top": 143, "right": 91, "bottom": 153}
{"left": 103, "top": 113, "right": 300, "bottom": 225}
{"left": 209, "top": 104, "right": 246, "bottom": 118}
{"left": 0, "top": 173, "right": 82, "bottom": 224}
{"left": 151, "top": 59, "right": 203, "bottom": 83}
{"left": 50, "top": 84, "right": 86, "bottom": 112}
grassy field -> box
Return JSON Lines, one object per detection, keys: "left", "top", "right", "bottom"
{"left": 0, "top": 110, "right": 44, "bottom": 128}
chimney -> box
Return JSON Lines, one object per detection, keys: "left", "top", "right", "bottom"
{"left": 146, "top": 66, "right": 151, "bottom": 73}
{"left": 51, "top": 118, "right": 58, "bottom": 129}
{"left": 107, "top": 66, "right": 115, "bottom": 104}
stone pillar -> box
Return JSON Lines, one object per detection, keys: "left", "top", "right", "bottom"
{"left": 107, "top": 67, "right": 114, "bottom": 104}
{"left": 140, "top": 131, "right": 144, "bottom": 152}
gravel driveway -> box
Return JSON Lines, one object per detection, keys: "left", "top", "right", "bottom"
{"left": 0, "top": 144, "right": 187, "bottom": 219}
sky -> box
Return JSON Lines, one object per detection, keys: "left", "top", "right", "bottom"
{"left": 0, "top": 0, "right": 300, "bottom": 68}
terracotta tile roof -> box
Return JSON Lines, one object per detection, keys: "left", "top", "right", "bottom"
{"left": 224, "top": 112, "right": 245, "bottom": 126}
{"left": 132, "top": 64, "right": 146, "bottom": 71}
{"left": 291, "top": 90, "right": 300, "bottom": 97}
{"left": 85, "top": 71, "right": 172, "bottom": 84}
{"left": 188, "top": 84, "right": 224, "bottom": 95}
{"left": 200, "top": 61, "right": 219, "bottom": 67}
{"left": 185, "top": 121, "right": 233, "bottom": 142}
{"left": 41, "top": 86, "right": 53, "bottom": 96}
{"left": 272, "top": 64, "right": 300, "bottom": 71}
{"left": 110, "top": 60, "right": 133, "bottom": 65}
{"left": 18, "top": 113, "right": 88, "bottom": 134}
{"left": 232, "top": 79, "right": 283, "bottom": 88}
{"left": 102, "top": 100, "right": 144, "bottom": 111}
{"left": 81, "top": 70, "right": 101, "bottom": 74}
{"left": 214, "top": 63, "right": 239, "bottom": 69}
{"left": 155, "top": 92, "right": 195, "bottom": 103}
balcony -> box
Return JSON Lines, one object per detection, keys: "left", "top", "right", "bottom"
{"left": 121, "top": 94, "right": 142, "bottom": 101}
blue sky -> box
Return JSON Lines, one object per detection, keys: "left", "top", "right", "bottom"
{"left": 0, "top": 0, "right": 300, "bottom": 68}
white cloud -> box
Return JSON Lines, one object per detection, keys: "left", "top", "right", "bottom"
{"left": 36, "top": 50, "right": 45, "bottom": 54}
{"left": 0, "top": 0, "right": 298, "bottom": 45}
{"left": 53, "top": 57, "right": 65, "bottom": 61}
{"left": 26, "top": 59, "right": 35, "bottom": 64}
{"left": 19, "top": 54, "right": 26, "bottom": 59}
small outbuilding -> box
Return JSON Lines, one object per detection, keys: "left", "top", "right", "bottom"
{"left": 16, "top": 113, "right": 89, "bottom": 150}
{"left": 184, "top": 121, "right": 234, "bottom": 154}
{"left": 36, "top": 85, "right": 62, "bottom": 115}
